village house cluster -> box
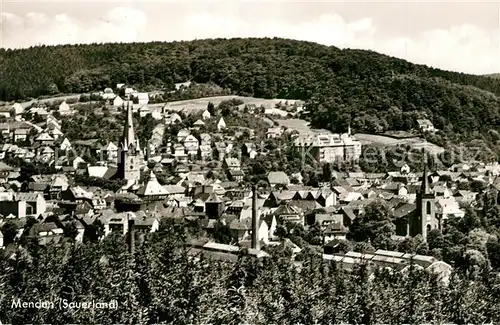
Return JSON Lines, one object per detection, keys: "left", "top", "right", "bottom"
{"left": 0, "top": 83, "right": 490, "bottom": 277}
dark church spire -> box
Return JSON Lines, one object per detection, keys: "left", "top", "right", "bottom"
{"left": 421, "top": 163, "right": 431, "bottom": 195}
{"left": 420, "top": 149, "right": 432, "bottom": 196}
{"left": 121, "top": 101, "right": 138, "bottom": 151}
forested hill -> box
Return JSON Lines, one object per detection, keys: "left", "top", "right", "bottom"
{"left": 2, "top": 37, "right": 500, "bottom": 140}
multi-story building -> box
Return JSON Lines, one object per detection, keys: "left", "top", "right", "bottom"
{"left": 294, "top": 132, "right": 362, "bottom": 163}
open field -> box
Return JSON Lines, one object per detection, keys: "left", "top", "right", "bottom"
{"left": 16, "top": 94, "right": 82, "bottom": 108}
{"left": 356, "top": 133, "right": 445, "bottom": 155}
{"left": 6, "top": 94, "right": 302, "bottom": 114}
{"left": 275, "top": 118, "right": 331, "bottom": 134}
{"left": 164, "top": 96, "right": 302, "bottom": 113}
{"left": 355, "top": 133, "right": 414, "bottom": 145}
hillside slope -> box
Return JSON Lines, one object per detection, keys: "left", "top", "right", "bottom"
{"left": 1, "top": 38, "right": 500, "bottom": 145}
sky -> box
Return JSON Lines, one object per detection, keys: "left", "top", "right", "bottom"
{"left": 1, "top": 0, "right": 500, "bottom": 75}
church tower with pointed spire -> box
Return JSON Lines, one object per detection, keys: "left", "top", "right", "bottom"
{"left": 117, "top": 102, "right": 142, "bottom": 182}
{"left": 414, "top": 162, "right": 439, "bottom": 240}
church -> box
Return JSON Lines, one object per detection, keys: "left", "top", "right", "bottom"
{"left": 394, "top": 165, "right": 442, "bottom": 240}
{"left": 117, "top": 102, "right": 143, "bottom": 183}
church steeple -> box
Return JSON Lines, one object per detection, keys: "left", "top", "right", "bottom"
{"left": 121, "top": 101, "right": 140, "bottom": 152}
{"left": 421, "top": 163, "right": 431, "bottom": 195}
{"left": 414, "top": 152, "right": 438, "bottom": 240}
{"left": 117, "top": 101, "right": 142, "bottom": 182}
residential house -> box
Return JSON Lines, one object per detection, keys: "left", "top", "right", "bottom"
{"left": 229, "top": 169, "right": 245, "bottom": 182}
{"left": 214, "top": 142, "right": 227, "bottom": 161}
{"left": 224, "top": 157, "right": 241, "bottom": 171}
{"left": 46, "top": 115, "right": 61, "bottom": 129}
{"left": 0, "top": 192, "right": 47, "bottom": 218}
{"left": 101, "top": 141, "right": 118, "bottom": 161}
{"left": 137, "top": 93, "right": 149, "bottom": 105}
{"left": 61, "top": 186, "right": 93, "bottom": 203}
{"left": 229, "top": 218, "right": 269, "bottom": 244}
{"left": 46, "top": 126, "right": 63, "bottom": 141}
{"left": 165, "top": 113, "right": 182, "bottom": 125}
{"left": 124, "top": 87, "right": 136, "bottom": 99}
{"left": 34, "top": 132, "right": 54, "bottom": 146}
{"left": 202, "top": 109, "right": 211, "bottom": 120}
{"left": 312, "top": 189, "right": 337, "bottom": 207}
{"left": 0, "top": 106, "right": 11, "bottom": 118}
{"left": 173, "top": 144, "right": 188, "bottom": 163}
{"left": 113, "top": 96, "right": 124, "bottom": 107}
{"left": 217, "top": 117, "right": 227, "bottom": 131}
{"left": 436, "top": 197, "right": 465, "bottom": 220}
{"left": 49, "top": 174, "right": 69, "bottom": 199}
{"left": 13, "top": 128, "right": 30, "bottom": 143}
{"left": 184, "top": 135, "right": 200, "bottom": 156}
{"left": 175, "top": 81, "right": 192, "bottom": 90}
{"left": 199, "top": 144, "right": 212, "bottom": 160}
{"left": 200, "top": 133, "right": 211, "bottom": 145}
{"left": 139, "top": 105, "right": 151, "bottom": 117}
{"left": 151, "top": 110, "right": 163, "bottom": 120}
{"left": 242, "top": 142, "right": 258, "bottom": 159}
{"left": 38, "top": 146, "right": 55, "bottom": 163}
{"left": 177, "top": 129, "right": 191, "bottom": 142}
{"left": 102, "top": 212, "right": 130, "bottom": 236}
{"left": 102, "top": 87, "right": 115, "bottom": 100}
{"left": 58, "top": 101, "right": 73, "bottom": 116}
{"left": 29, "top": 174, "right": 53, "bottom": 193}
{"left": 59, "top": 138, "right": 72, "bottom": 151}
{"left": 454, "top": 190, "right": 477, "bottom": 206}
{"left": 0, "top": 124, "right": 11, "bottom": 141}
{"left": 266, "top": 127, "right": 283, "bottom": 139}
{"left": 205, "top": 192, "right": 225, "bottom": 218}
{"left": 134, "top": 214, "right": 160, "bottom": 233}
{"left": 273, "top": 203, "right": 304, "bottom": 225}
{"left": 11, "top": 103, "right": 24, "bottom": 116}
{"left": 417, "top": 119, "right": 436, "bottom": 132}
{"left": 29, "top": 222, "right": 64, "bottom": 245}
{"left": 163, "top": 185, "right": 186, "bottom": 200}
{"left": 71, "top": 156, "right": 86, "bottom": 169}
{"left": 324, "top": 222, "right": 348, "bottom": 242}
{"left": 193, "top": 119, "right": 205, "bottom": 129}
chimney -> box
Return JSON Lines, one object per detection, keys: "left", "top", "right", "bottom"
{"left": 252, "top": 185, "right": 260, "bottom": 250}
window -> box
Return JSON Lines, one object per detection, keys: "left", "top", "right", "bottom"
{"left": 426, "top": 224, "right": 432, "bottom": 233}
{"left": 426, "top": 201, "right": 432, "bottom": 215}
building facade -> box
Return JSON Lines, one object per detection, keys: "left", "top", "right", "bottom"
{"left": 117, "top": 103, "right": 142, "bottom": 182}
{"left": 294, "top": 132, "right": 362, "bottom": 163}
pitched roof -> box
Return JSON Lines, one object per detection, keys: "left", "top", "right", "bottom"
{"left": 206, "top": 192, "right": 222, "bottom": 203}
{"left": 15, "top": 192, "right": 40, "bottom": 202}
{"left": 70, "top": 186, "right": 93, "bottom": 200}
{"left": 35, "top": 132, "right": 54, "bottom": 141}
{"left": 393, "top": 203, "right": 417, "bottom": 219}
{"left": 136, "top": 172, "right": 169, "bottom": 196}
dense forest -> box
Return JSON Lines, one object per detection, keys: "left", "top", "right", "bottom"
{"left": 1, "top": 218, "right": 500, "bottom": 324}
{"left": 2, "top": 38, "right": 500, "bottom": 141}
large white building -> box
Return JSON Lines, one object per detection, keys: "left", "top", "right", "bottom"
{"left": 294, "top": 132, "right": 362, "bottom": 163}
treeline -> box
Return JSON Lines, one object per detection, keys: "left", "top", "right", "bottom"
{"left": 1, "top": 220, "right": 500, "bottom": 324}
{"left": 3, "top": 38, "right": 500, "bottom": 149}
